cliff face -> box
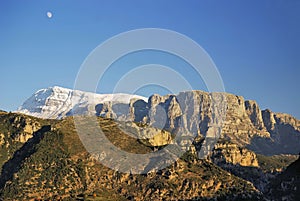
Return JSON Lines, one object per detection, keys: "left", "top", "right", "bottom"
{"left": 18, "top": 87, "right": 300, "bottom": 156}
{"left": 17, "top": 87, "right": 300, "bottom": 167}
{"left": 212, "top": 142, "right": 259, "bottom": 167}
{"left": 9, "top": 115, "right": 41, "bottom": 143}
{"left": 96, "top": 91, "right": 300, "bottom": 156}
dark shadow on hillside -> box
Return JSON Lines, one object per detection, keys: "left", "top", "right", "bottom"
{"left": 214, "top": 162, "right": 271, "bottom": 192}
{"left": 246, "top": 136, "right": 281, "bottom": 156}
{"left": 246, "top": 123, "right": 300, "bottom": 156}
{"left": 95, "top": 103, "right": 130, "bottom": 118}
{"left": 264, "top": 156, "right": 300, "bottom": 200}
{"left": 95, "top": 103, "right": 103, "bottom": 116}
{"left": 0, "top": 125, "right": 51, "bottom": 189}
{"left": 183, "top": 191, "right": 264, "bottom": 201}
{"left": 132, "top": 100, "right": 148, "bottom": 122}
{"left": 247, "top": 123, "right": 300, "bottom": 156}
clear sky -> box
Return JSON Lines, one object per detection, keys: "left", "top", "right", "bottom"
{"left": 0, "top": 0, "right": 299, "bottom": 119}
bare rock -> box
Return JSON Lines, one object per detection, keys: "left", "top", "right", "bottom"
{"left": 213, "top": 142, "right": 259, "bottom": 167}
{"left": 245, "top": 100, "right": 265, "bottom": 129}
{"left": 10, "top": 116, "right": 41, "bottom": 143}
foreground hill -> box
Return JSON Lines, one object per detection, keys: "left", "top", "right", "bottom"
{"left": 0, "top": 111, "right": 264, "bottom": 200}
{"left": 265, "top": 156, "right": 300, "bottom": 201}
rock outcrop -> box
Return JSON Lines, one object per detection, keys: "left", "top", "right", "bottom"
{"left": 0, "top": 133, "right": 4, "bottom": 146}
{"left": 9, "top": 115, "right": 41, "bottom": 143}
{"left": 212, "top": 142, "right": 259, "bottom": 167}
{"left": 245, "top": 100, "right": 265, "bottom": 129}
{"left": 117, "top": 121, "right": 173, "bottom": 147}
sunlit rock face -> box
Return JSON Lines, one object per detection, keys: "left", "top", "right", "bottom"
{"left": 95, "top": 90, "right": 300, "bottom": 156}
{"left": 212, "top": 142, "right": 259, "bottom": 167}
{"left": 6, "top": 115, "right": 41, "bottom": 143}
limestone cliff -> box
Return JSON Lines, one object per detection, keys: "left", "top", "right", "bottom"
{"left": 17, "top": 87, "right": 300, "bottom": 157}
{"left": 9, "top": 115, "right": 41, "bottom": 143}
{"left": 212, "top": 142, "right": 259, "bottom": 167}
{"left": 95, "top": 90, "right": 300, "bottom": 156}
{"left": 117, "top": 121, "right": 173, "bottom": 147}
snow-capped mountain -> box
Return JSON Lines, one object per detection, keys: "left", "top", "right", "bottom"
{"left": 17, "top": 86, "right": 147, "bottom": 119}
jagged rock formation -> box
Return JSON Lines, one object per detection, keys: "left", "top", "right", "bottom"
{"left": 220, "top": 95, "right": 270, "bottom": 141}
{"left": 212, "top": 142, "right": 259, "bottom": 167}
{"left": 117, "top": 121, "right": 173, "bottom": 147}
{"left": 96, "top": 91, "right": 300, "bottom": 156}
{"left": 9, "top": 115, "right": 41, "bottom": 143}
{"left": 248, "top": 110, "right": 300, "bottom": 155}
{"left": 17, "top": 87, "right": 300, "bottom": 157}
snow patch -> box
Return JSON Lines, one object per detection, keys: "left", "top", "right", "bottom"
{"left": 17, "top": 86, "right": 147, "bottom": 119}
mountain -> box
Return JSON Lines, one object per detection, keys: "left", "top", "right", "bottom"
{"left": 12, "top": 87, "right": 300, "bottom": 199}
{"left": 17, "top": 86, "right": 147, "bottom": 119}
{"left": 0, "top": 111, "right": 298, "bottom": 200}
{"left": 99, "top": 91, "right": 300, "bottom": 156}
{"left": 18, "top": 87, "right": 300, "bottom": 156}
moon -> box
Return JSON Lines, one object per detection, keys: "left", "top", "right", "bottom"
{"left": 47, "top": 11, "right": 52, "bottom": 19}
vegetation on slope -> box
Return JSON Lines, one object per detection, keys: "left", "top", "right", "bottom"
{"left": 0, "top": 113, "right": 263, "bottom": 200}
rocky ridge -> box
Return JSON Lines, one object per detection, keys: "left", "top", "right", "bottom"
{"left": 17, "top": 87, "right": 300, "bottom": 164}
{"left": 96, "top": 90, "right": 300, "bottom": 156}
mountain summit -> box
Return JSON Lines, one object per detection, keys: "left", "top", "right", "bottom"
{"left": 17, "top": 86, "right": 147, "bottom": 119}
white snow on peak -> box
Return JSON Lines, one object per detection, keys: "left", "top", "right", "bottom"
{"left": 17, "top": 86, "right": 147, "bottom": 119}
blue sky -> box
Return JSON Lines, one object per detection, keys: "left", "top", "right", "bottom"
{"left": 0, "top": 0, "right": 299, "bottom": 119}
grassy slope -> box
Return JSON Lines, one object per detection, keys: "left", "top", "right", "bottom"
{"left": 0, "top": 113, "right": 262, "bottom": 200}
